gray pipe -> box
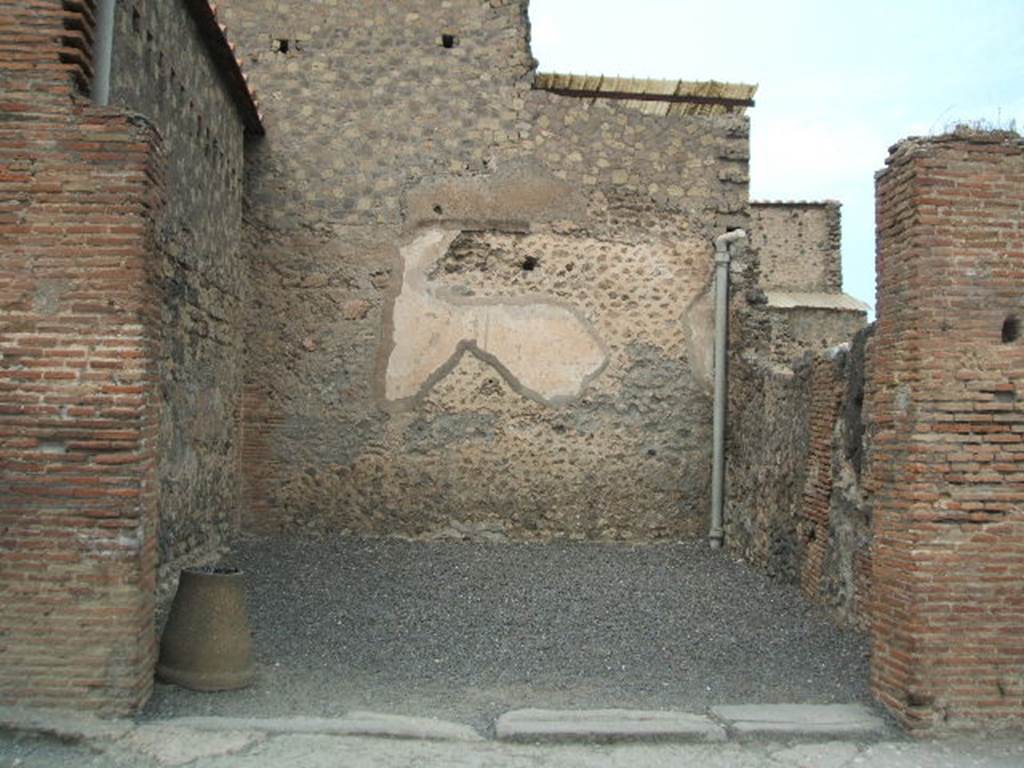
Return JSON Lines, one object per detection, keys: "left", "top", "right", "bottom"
{"left": 92, "top": 0, "right": 117, "bottom": 106}
{"left": 709, "top": 229, "right": 746, "bottom": 549}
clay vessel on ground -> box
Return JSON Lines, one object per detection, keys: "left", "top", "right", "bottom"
{"left": 157, "top": 565, "right": 255, "bottom": 691}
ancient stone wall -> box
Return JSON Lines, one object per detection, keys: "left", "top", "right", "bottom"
{"left": 751, "top": 201, "right": 842, "bottom": 292}
{"left": 220, "top": 0, "right": 752, "bottom": 539}
{"left": 109, "top": 0, "right": 249, "bottom": 573}
{"left": 868, "top": 131, "right": 1024, "bottom": 732}
{"left": 0, "top": 0, "right": 164, "bottom": 713}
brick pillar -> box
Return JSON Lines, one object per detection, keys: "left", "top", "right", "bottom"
{"left": 0, "top": 0, "right": 165, "bottom": 713}
{"left": 868, "top": 131, "right": 1024, "bottom": 731}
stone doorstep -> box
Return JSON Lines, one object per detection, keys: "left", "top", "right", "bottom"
{"left": 495, "top": 708, "right": 727, "bottom": 743}
{"left": 711, "top": 704, "right": 888, "bottom": 739}
{"left": 165, "top": 712, "right": 483, "bottom": 742}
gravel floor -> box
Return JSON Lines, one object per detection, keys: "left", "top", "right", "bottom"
{"left": 143, "top": 536, "right": 872, "bottom": 733}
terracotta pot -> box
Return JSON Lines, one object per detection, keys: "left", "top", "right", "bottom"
{"left": 157, "top": 565, "right": 255, "bottom": 691}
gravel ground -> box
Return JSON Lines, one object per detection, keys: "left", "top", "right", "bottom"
{"left": 143, "top": 536, "right": 872, "bottom": 733}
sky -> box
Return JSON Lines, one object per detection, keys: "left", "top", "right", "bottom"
{"left": 529, "top": 0, "right": 1024, "bottom": 314}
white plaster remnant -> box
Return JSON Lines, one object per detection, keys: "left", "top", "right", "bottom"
{"left": 386, "top": 229, "right": 608, "bottom": 405}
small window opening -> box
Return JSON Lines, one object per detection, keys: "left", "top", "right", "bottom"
{"left": 276, "top": 38, "right": 290, "bottom": 54}
{"left": 441, "top": 33, "right": 458, "bottom": 49}
{"left": 1002, "top": 314, "right": 1020, "bottom": 343}
{"left": 521, "top": 256, "right": 539, "bottom": 271}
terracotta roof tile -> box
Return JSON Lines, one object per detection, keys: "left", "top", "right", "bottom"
{"left": 183, "top": 0, "right": 263, "bottom": 135}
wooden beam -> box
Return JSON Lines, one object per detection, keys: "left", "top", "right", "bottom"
{"left": 538, "top": 86, "right": 754, "bottom": 109}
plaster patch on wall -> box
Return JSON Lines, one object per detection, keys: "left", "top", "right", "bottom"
{"left": 386, "top": 229, "right": 608, "bottom": 405}
{"left": 684, "top": 288, "right": 715, "bottom": 392}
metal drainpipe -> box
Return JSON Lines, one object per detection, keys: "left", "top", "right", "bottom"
{"left": 92, "top": 0, "right": 117, "bottom": 106}
{"left": 709, "top": 229, "right": 747, "bottom": 549}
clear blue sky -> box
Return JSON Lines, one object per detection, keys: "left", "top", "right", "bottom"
{"left": 529, "top": 0, "right": 1024, "bottom": 313}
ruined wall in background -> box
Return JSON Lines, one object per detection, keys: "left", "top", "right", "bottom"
{"left": 219, "top": 0, "right": 751, "bottom": 539}
{"left": 109, "top": 0, "right": 248, "bottom": 571}
{"left": 764, "top": 303, "right": 869, "bottom": 367}
{"left": 751, "top": 201, "right": 842, "bottom": 292}
{"left": 727, "top": 196, "right": 870, "bottom": 608}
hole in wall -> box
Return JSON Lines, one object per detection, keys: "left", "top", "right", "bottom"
{"left": 131, "top": 8, "right": 141, "bottom": 33}
{"left": 441, "top": 33, "right": 458, "bottom": 49}
{"left": 1002, "top": 314, "right": 1020, "bottom": 343}
{"left": 275, "top": 38, "right": 290, "bottom": 54}
{"left": 433, "top": 204, "right": 443, "bottom": 215}
{"left": 521, "top": 256, "right": 539, "bottom": 272}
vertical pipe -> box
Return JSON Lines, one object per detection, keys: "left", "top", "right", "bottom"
{"left": 92, "top": 0, "right": 117, "bottom": 106}
{"left": 709, "top": 229, "right": 746, "bottom": 549}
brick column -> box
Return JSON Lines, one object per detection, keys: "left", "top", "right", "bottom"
{"left": 868, "top": 131, "right": 1024, "bottom": 731}
{"left": 0, "top": 0, "right": 165, "bottom": 713}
